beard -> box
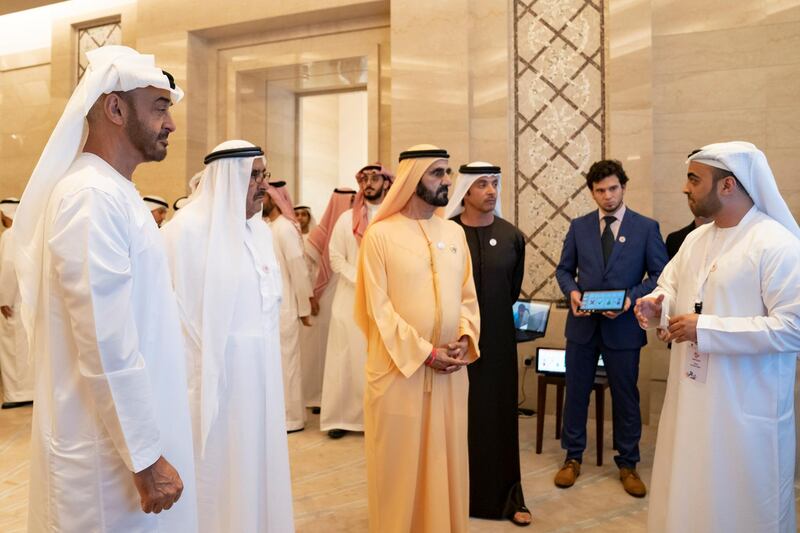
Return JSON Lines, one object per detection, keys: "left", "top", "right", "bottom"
{"left": 415, "top": 181, "right": 449, "bottom": 207}
{"left": 262, "top": 196, "right": 276, "bottom": 217}
{"left": 125, "top": 107, "right": 168, "bottom": 162}
{"left": 688, "top": 188, "right": 722, "bottom": 218}
{"left": 364, "top": 187, "right": 384, "bottom": 202}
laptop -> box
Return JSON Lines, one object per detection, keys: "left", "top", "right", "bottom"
{"left": 514, "top": 299, "right": 551, "bottom": 342}
{"left": 535, "top": 347, "right": 606, "bottom": 377}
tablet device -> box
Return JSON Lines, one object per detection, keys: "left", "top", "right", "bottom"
{"left": 535, "top": 347, "right": 606, "bottom": 376}
{"left": 513, "top": 299, "right": 550, "bottom": 342}
{"left": 579, "top": 289, "right": 626, "bottom": 313}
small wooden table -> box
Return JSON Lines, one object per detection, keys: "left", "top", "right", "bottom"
{"left": 535, "top": 373, "right": 610, "bottom": 466}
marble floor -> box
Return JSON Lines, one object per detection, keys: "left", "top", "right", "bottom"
{"left": 1, "top": 402, "right": 798, "bottom": 532}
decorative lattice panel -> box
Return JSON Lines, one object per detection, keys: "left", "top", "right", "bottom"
{"left": 513, "top": 0, "right": 605, "bottom": 300}
{"left": 77, "top": 21, "right": 122, "bottom": 82}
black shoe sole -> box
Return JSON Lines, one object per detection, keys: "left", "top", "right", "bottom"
{"left": 1, "top": 401, "right": 33, "bottom": 409}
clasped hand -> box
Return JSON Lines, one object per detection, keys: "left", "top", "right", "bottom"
{"left": 428, "top": 335, "right": 470, "bottom": 374}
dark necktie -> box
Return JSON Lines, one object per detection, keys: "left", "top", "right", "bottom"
{"left": 601, "top": 215, "right": 616, "bottom": 265}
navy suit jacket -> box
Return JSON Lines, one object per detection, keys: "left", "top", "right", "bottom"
{"left": 555, "top": 208, "right": 668, "bottom": 350}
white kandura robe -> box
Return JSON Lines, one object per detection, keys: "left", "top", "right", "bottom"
{"left": 28, "top": 153, "right": 197, "bottom": 532}
{"left": 320, "top": 207, "right": 373, "bottom": 431}
{"left": 270, "top": 215, "right": 313, "bottom": 431}
{"left": 647, "top": 207, "right": 800, "bottom": 533}
{"left": 299, "top": 234, "right": 335, "bottom": 408}
{"left": 192, "top": 222, "right": 294, "bottom": 533}
{"left": 0, "top": 229, "right": 33, "bottom": 403}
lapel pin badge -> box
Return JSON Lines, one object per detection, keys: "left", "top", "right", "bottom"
{"left": 619, "top": 236, "right": 626, "bottom": 243}
{"left": 489, "top": 238, "right": 497, "bottom": 247}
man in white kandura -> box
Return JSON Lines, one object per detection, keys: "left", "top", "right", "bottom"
{"left": 263, "top": 181, "right": 315, "bottom": 432}
{"left": 162, "top": 141, "right": 294, "bottom": 532}
{"left": 320, "top": 163, "right": 392, "bottom": 439}
{"left": 635, "top": 141, "right": 800, "bottom": 533}
{"left": 14, "top": 46, "right": 197, "bottom": 532}
{"left": 143, "top": 194, "right": 169, "bottom": 227}
{"left": 0, "top": 198, "right": 33, "bottom": 409}
{"left": 295, "top": 203, "right": 325, "bottom": 412}
{"left": 303, "top": 189, "right": 357, "bottom": 415}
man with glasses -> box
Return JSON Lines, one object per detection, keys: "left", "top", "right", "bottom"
{"left": 320, "top": 163, "right": 392, "bottom": 439}
{"left": 162, "top": 140, "right": 294, "bottom": 532}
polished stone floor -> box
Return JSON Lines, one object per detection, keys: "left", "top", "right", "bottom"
{"left": 1, "top": 400, "right": 798, "bottom": 532}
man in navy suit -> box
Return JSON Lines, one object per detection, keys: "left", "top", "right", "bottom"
{"left": 554, "top": 159, "right": 668, "bottom": 497}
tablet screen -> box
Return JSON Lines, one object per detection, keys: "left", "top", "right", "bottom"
{"left": 579, "top": 290, "right": 626, "bottom": 312}
{"left": 536, "top": 348, "right": 606, "bottom": 375}
{"left": 513, "top": 300, "right": 550, "bottom": 333}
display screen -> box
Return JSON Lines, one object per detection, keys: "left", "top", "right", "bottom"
{"left": 579, "top": 289, "right": 626, "bottom": 312}
{"left": 536, "top": 348, "right": 605, "bottom": 375}
{"left": 513, "top": 300, "right": 550, "bottom": 333}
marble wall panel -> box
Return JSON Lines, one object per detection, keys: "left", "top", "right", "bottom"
{"left": 390, "top": 0, "right": 470, "bottom": 164}
{"left": 606, "top": 0, "right": 654, "bottom": 219}
{"left": 467, "top": 0, "right": 511, "bottom": 213}
{"left": 513, "top": 0, "right": 606, "bottom": 300}
{"left": 652, "top": 3, "right": 800, "bottom": 234}
{"left": 652, "top": 0, "right": 764, "bottom": 35}
{"left": 0, "top": 63, "right": 53, "bottom": 198}
{"left": 265, "top": 84, "right": 297, "bottom": 193}
{"left": 764, "top": 0, "right": 800, "bottom": 24}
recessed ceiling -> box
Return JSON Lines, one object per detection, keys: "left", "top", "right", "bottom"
{"left": 0, "top": 0, "right": 63, "bottom": 17}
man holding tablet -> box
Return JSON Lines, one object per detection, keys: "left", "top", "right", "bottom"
{"left": 554, "top": 159, "right": 668, "bottom": 497}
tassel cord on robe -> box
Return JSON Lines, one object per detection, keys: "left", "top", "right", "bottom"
{"left": 416, "top": 219, "right": 442, "bottom": 392}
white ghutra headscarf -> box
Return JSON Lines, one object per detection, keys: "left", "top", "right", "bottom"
{"left": 688, "top": 141, "right": 799, "bottom": 238}
{"left": 161, "top": 140, "right": 280, "bottom": 455}
{"left": 13, "top": 45, "right": 183, "bottom": 342}
{"left": 444, "top": 161, "right": 503, "bottom": 219}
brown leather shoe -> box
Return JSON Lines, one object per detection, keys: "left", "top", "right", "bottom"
{"left": 619, "top": 467, "right": 647, "bottom": 497}
{"left": 554, "top": 459, "right": 581, "bottom": 488}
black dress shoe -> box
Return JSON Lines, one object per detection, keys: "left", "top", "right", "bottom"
{"left": 311, "top": 407, "right": 321, "bottom": 415}
{"left": 2, "top": 401, "right": 33, "bottom": 409}
{"left": 328, "top": 429, "right": 346, "bottom": 439}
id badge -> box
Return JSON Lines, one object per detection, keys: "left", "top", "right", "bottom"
{"left": 684, "top": 342, "right": 709, "bottom": 383}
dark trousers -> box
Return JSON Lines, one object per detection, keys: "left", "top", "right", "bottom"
{"left": 561, "top": 332, "right": 641, "bottom": 468}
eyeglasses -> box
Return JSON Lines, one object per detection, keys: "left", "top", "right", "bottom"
{"left": 251, "top": 169, "right": 271, "bottom": 184}
{"left": 357, "top": 171, "right": 385, "bottom": 185}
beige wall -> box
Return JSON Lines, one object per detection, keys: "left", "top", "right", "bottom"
{"left": 1, "top": 0, "right": 799, "bottom": 421}
{"left": 651, "top": 0, "right": 800, "bottom": 237}
{"left": 2, "top": 0, "right": 798, "bottom": 212}
{"left": 0, "top": 62, "right": 52, "bottom": 199}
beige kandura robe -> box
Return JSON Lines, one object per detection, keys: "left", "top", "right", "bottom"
{"left": 0, "top": 228, "right": 33, "bottom": 404}
{"left": 270, "top": 215, "right": 313, "bottom": 431}
{"left": 358, "top": 212, "right": 480, "bottom": 533}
